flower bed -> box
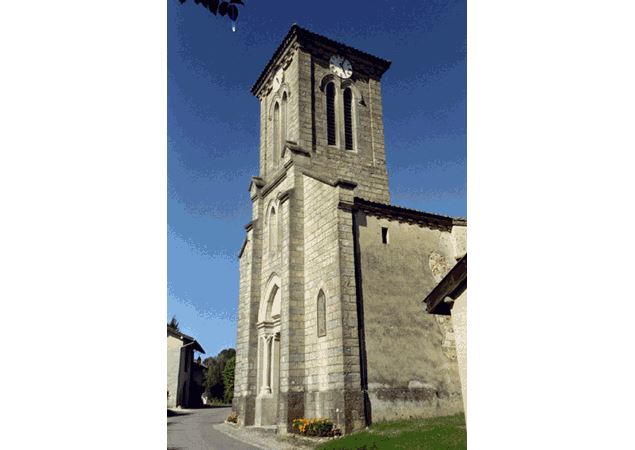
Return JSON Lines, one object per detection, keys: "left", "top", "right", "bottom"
{"left": 292, "top": 418, "right": 341, "bottom": 437}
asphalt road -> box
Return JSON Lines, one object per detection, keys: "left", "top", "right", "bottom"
{"left": 167, "top": 407, "right": 260, "bottom": 450}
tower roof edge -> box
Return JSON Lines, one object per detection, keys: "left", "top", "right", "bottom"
{"left": 251, "top": 24, "right": 391, "bottom": 97}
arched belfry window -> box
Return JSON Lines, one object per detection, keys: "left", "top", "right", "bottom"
{"left": 317, "top": 290, "right": 326, "bottom": 337}
{"left": 273, "top": 102, "right": 280, "bottom": 166}
{"left": 269, "top": 206, "right": 277, "bottom": 256}
{"left": 326, "top": 82, "right": 336, "bottom": 146}
{"left": 343, "top": 88, "right": 354, "bottom": 150}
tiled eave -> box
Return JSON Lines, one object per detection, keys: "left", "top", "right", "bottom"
{"left": 353, "top": 198, "right": 466, "bottom": 232}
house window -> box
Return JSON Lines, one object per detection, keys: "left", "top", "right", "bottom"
{"left": 381, "top": 227, "right": 389, "bottom": 244}
{"left": 343, "top": 88, "right": 353, "bottom": 150}
{"left": 326, "top": 82, "right": 336, "bottom": 145}
{"left": 317, "top": 290, "right": 326, "bottom": 337}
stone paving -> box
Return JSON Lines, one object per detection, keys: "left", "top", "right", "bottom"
{"left": 167, "top": 407, "right": 259, "bottom": 450}
{"left": 213, "top": 422, "right": 323, "bottom": 450}
{"left": 168, "top": 406, "right": 324, "bottom": 450}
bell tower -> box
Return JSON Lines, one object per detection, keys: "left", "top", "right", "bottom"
{"left": 234, "top": 25, "right": 395, "bottom": 435}
{"left": 251, "top": 25, "right": 392, "bottom": 204}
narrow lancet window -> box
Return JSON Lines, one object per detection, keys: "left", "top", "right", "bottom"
{"left": 344, "top": 88, "right": 353, "bottom": 150}
{"left": 269, "top": 206, "right": 277, "bottom": 256}
{"left": 273, "top": 102, "right": 280, "bottom": 166}
{"left": 317, "top": 290, "right": 327, "bottom": 337}
{"left": 281, "top": 92, "right": 288, "bottom": 156}
{"left": 326, "top": 82, "right": 336, "bottom": 145}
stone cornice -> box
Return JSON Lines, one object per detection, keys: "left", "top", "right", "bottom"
{"left": 260, "top": 166, "right": 289, "bottom": 199}
{"left": 334, "top": 179, "right": 357, "bottom": 190}
{"left": 248, "top": 176, "right": 265, "bottom": 194}
{"left": 338, "top": 200, "right": 355, "bottom": 212}
{"left": 277, "top": 188, "right": 294, "bottom": 204}
{"left": 244, "top": 219, "right": 257, "bottom": 231}
{"left": 238, "top": 237, "right": 249, "bottom": 259}
{"left": 281, "top": 141, "right": 311, "bottom": 159}
{"left": 302, "top": 170, "right": 335, "bottom": 187}
{"left": 302, "top": 170, "right": 359, "bottom": 191}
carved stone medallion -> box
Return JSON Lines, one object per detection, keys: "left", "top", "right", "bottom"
{"left": 429, "top": 252, "right": 451, "bottom": 282}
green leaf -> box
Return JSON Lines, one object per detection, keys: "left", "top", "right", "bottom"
{"left": 218, "top": 1, "right": 228, "bottom": 16}
{"left": 227, "top": 4, "right": 238, "bottom": 21}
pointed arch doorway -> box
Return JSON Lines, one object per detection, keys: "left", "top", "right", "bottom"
{"left": 255, "top": 275, "right": 281, "bottom": 426}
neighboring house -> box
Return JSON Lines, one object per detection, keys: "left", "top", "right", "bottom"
{"left": 190, "top": 358, "right": 207, "bottom": 407}
{"left": 423, "top": 254, "right": 467, "bottom": 415}
{"left": 167, "top": 326, "right": 205, "bottom": 408}
{"left": 233, "top": 25, "right": 467, "bottom": 434}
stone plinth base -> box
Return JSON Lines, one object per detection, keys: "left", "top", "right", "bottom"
{"left": 368, "top": 387, "right": 464, "bottom": 423}
{"left": 233, "top": 394, "right": 256, "bottom": 426}
{"left": 255, "top": 393, "right": 277, "bottom": 426}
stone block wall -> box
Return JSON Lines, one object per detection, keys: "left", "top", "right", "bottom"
{"left": 297, "top": 49, "right": 390, "bottom": 204}
{"left": 276, "top": 168, "right": 306, "bottom": 432}
{"left": 299, "top": 175, "right": 365, "bottom": 433}
{"left": 257, "top": 44, "right": 390, "bottom": 205}
{"left": 301, "top": 175, "right": 341, "bottom": 422}
{"left": 259, "top": 50, "right": 300, "bottom": 180}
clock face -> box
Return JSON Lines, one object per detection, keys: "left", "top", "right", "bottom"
{"left": 329, "top": 55, "right": 353, "bottom": 79}
{"left": 272, "top": 69, "right": 283, "bottom": 92}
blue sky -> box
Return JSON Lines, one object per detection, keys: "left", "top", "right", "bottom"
{"left": 168, "top": 0, "right": 466, "bottom": 357}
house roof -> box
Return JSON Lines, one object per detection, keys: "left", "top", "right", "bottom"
{"left": 251, "top": 24, "right": 392, "bottom": 96}
{"left": 423, "top": 254, "right": 467, "bottom": 315}
{"left": 354, "top": 197, "right": 467, "bottom": 231}
{"left": 167, "top": 326, "right": 205, "bottom": 354}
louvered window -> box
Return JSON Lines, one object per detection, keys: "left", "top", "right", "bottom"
{"left": 326, "top": 83, "right": 336, "bottom": 145}
{"left": 344, "top": 88, "right": 353, "bottom": 150}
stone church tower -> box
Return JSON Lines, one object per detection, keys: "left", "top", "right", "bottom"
{"left": 233, "top": 25, "right": 467, "bottom": 434}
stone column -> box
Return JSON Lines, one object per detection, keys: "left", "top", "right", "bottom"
{"left": 262, "top": 335, "right": 272, "bottom": 394}
{"left": 269, "top": 335, "right": 276, "bottom": 393}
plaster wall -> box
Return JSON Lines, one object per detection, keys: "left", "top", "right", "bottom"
{"left": 167, "top": 335, "right": 182, "bottom": 408}
{"left": 451, "top": 290, "right": 467, "bottom": 415}
{"left": 356, "top": 213, "right": 464, "bottom": 422}
{"left": 451, "top": 224, "right": 467, "bottom": 258}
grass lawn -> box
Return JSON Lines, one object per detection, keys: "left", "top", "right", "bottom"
{"left": 316, "top": 414, "right": 466, "bottom": 450}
